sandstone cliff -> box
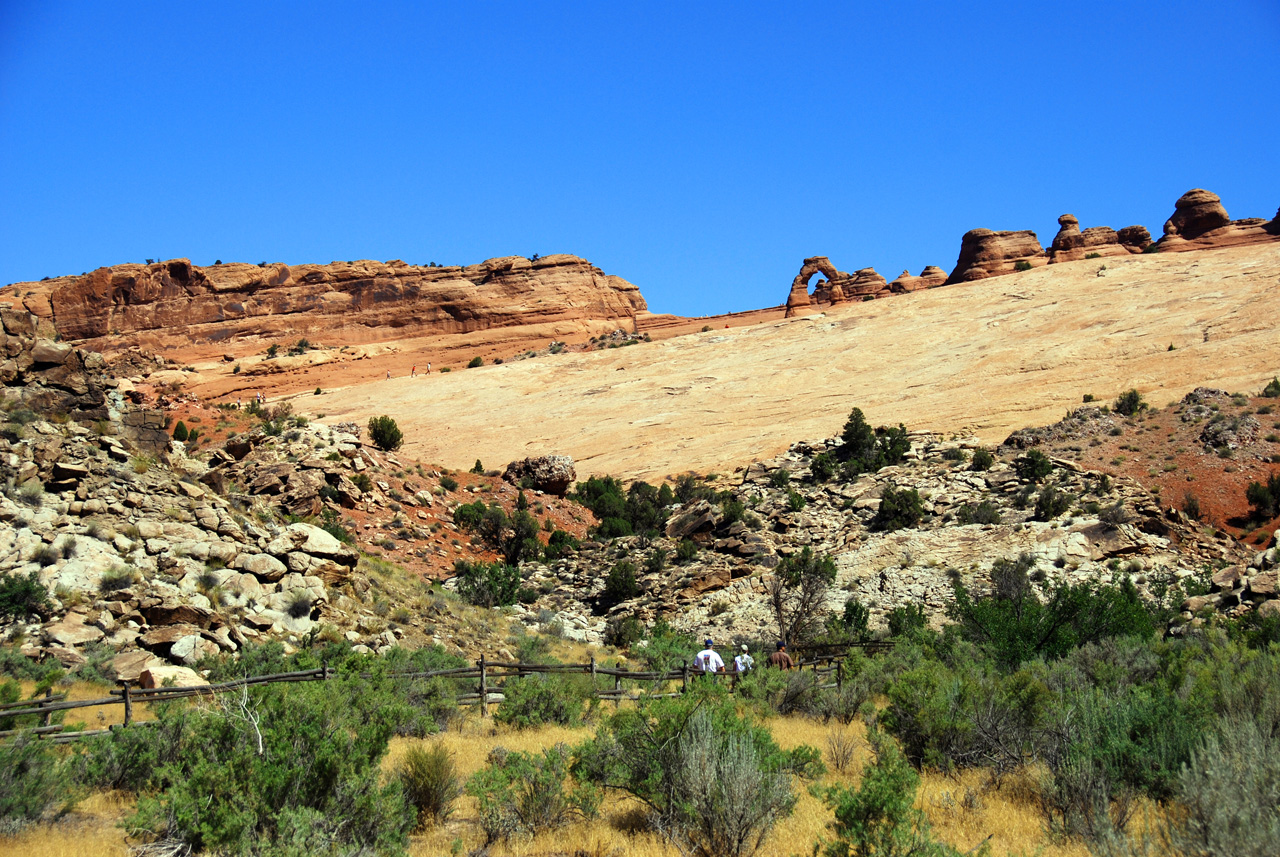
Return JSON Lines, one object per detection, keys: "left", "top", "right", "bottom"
{"left": 6, "top": 254, "right": 646, "bottom": 351}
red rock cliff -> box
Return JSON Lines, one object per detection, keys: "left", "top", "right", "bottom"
{"left": 8, "top": 254, "right": 647, "bottom": 347}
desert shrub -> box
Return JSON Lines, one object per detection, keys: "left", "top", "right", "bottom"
{"left": 1016, "top": 448, "right": 1054, "bottom": 481}
{"left": 454, "top": 559, "right": 521, "bottom": 608}
{"left": 956, "top": 500, "right": 1001, "bottom": 525}
{"left": 127, "top": 675, "right": 415, "bottom": 856}
{"left": 495, "top": 673, "right": 590, "bottom": 729}
{"left": 468, "top": 744, "right": 599, "bottom": 843}
{"left": 74, "top": 706, "right": 189, "bottom": 793}
{"left": 0, "top": 734, "right": 74, "bottom": 831}
{"left": 99, "top": 565, "right": 137, "bottom": 594}
{"left": 16, "top": 479, "right": 43, "bottom": 507}
{"left": 452, "top": 499, "right": 486, "bottom": 531}
{"left": 1098, "top": 501, "right": 1132, "bottom": 529}
{"left": 1014, "top": 259, "right": 1034, "bottom": 272}
{"left": 787, "top": 489, "right": 807, "bottom": 512}
{"left": 1114, "top": 389, "right": 1147, "bottom": 417}
{"left": 768, "top": 546, "right": 837, "bottom": 647}
{"left": 467, "top": 356, "right": 484, "bottom": 368}
{"left": 769, "top": 467, "right": 791, "bottom": 488}
{"left": 603, "top": 560, "right": 639, "bottom": 605}
{"left": 645, "top": 546, "right": 667, "bottom": 574}
{"left": 172, "top": 420, "right": 188, "bottom": 441}
{"left": 887, "top": 603, "right": 927, "bottom": 637}
{"left": 969, "top": 447, "right": 995, "bottom": 471}
{"left": 636, "top": 619, "right": 697, "bottom": 673}
{"left": 604, "top": 615, "right": 645, "bottom": 649}
{"left": 1245, "top": 472, "right": 1280, "bottom": 522}
{"left": 0, "top": 571, "right": 51, "bottom": 620}
{"left": 397, "top": 743, "right": 461, "bottom": 829}
{"left": 500, "top": 509, "right": 541, "bottom": 565}
{"left": 1263, "top": 376, "right": 1280, "bottom": 398}
{"left": 572, "top": 685, "right": 812, "bottom": 857}
{"left": 810, "top": 451, "right": 837, "bottom": 482}
{"left": 720, "top": 495, "right": 747, "bottom": 525}
{"left": 872, "top": 483, "right": 923, "bottom": 532}
{"left": 542, "top": 529, "right": 580, "bottom": 561}
{"left": 32, "top": 544, "right": 58, "bottom": 567}
{"left": 286, "top": 590, "right": 312, "bottom": 619}
{"left": 1034, "top": 485, "right": 1074, "bottom": 521}
{"left": 838, "top": 408, "right": 911, "bottom": 477}
{"left": 367, "top": 415, "right": 403, "bottom": 451}
{"left": 676, "top": 538, "right": 699, "bottom": 563}
{"left": 439, "top": 474, "right": 458, "bottom": 492}
{"left": 351, "top": 472, "right": 373, "bottom": 493}
{"left": 571, "top": 474, "right": 672, "bottom": 538}
{"left": 819, "top": 724, "right": 962, "bottom": 857}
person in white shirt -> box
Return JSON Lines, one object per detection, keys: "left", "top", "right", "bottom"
{"left": 734, "top": 644, "right": 754, "bottom": 674}
{"left": 695, "top": 638, "right": 725, "bottom": 675}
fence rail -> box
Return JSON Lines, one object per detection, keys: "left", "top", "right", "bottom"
{"left": 1, "top": 640, "right": 894, "bottom": 743}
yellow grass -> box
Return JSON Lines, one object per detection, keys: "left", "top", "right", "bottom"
{"left": 15, "top": 680, "right": 158, "bottom": 729}
{"left": 0, "top": 791, "right": 132, "bottom": 857}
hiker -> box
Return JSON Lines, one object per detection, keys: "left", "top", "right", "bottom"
{"left": 734, "top": 644, "right": 754, "bottom": 674}
{"left": 411, "top": 365, "right": 416, "bottom": 377}
{"left": 427, "top": 362, "right": 431, "bottom": 373}
{"left": 695, "top": 638, "right": 725, "bottom": 676}
{"left": 386, "top": 369, "right": 391, "bottom": 380}
{"left": 768, "top": 641, "right": 794, "bottom": 670}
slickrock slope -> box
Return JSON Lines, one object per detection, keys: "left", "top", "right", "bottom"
{"left": 6, "top": 254, "right": 646, "bottom": 353}
{"left": 316, "top": 242, "right": 1280, "bottom": 482}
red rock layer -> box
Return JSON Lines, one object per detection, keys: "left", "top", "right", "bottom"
{"left": 8, "top": 254, "right": 647, "bottom": 348}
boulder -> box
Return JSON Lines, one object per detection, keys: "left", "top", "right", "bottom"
{"left": 233, "top": 551, "right": 289, "bottom": 581}
{"left": 30, "top": 339, "right": 73, "bottom": 365}
{"left": 43, "top": 613, "right": 104, "bottom": 647}
{"left": 113, "top": 650, "right": 165, "bottom": 682}
{"left": 889, "top": 266, "right": 946, "bottom": 293}
{"left": 170, "top": 633, "right": 220, "bottom": 665}
{"left": 143, "top": 601, "right": 216, "bottom": 629}
{"left": 1162, "top": 188, "right": 1230, "bottom": 240}
{"left": 1048, "top": 215, "right": 1137, "bottom": 263}
{"left": 946, "top": 229, "right": 1047, "bottom": 284}
{"left": 502, "top": 455, "right": 577, "bottom": 497}
{"left": 138, "top": 665, "right": 208, "bottom": 689}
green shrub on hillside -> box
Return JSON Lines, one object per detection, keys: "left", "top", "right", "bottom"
{"left": 1114, "top": 389, "right": 1147, "bottom": 417}
{"left": 0, "top": 572, "right": 50, "bottom": 620}
{"left": 454, "top": 559, "right": 521, "bottom": 608}
{"left": 367, "top": 415, "right": 404, "bottom": 451}
{"left": 872, "top": 483, "right": 923, "bottom": 532}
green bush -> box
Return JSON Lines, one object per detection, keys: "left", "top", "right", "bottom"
{"left": 872, "top": 483, "right": 923, "bottom": 532}
{"left": 676, "top": 538, "right": 699, "bottom": 563}
{"left": 769, "top": 468, "right": 791, "bottom": 488}
{"left": 543, "top": 529, "right": 580, "bottom": 561}
{"left": 439, "top": 474, "right": 458, "bottom": 492}
{"left": 1114, "top": 389, "right": 1147, "bottom": 417}
{"left": 1014, "top": 259, "right": 1034, "bottom": 272}
{"left": 452, "top": 499, "right": 486, "bottom": 531}
{"left": 367, "top": 415, "right": 404, "bottom": 451}
{"left": 810, "top": 451, "right": 837, "bottom": 482}
{"left": 571, "top": 475, "right": 672, "bottom": 538}
{"left": 819, "top": 725, "right": 962, "bottom": 857}
{"left": 1034, "top": 485, "right": 1074, "bottom": 521}
{"left": 0, "top": 734, "right": 74, "bottom": 830}
{"left": 467, "top": 356, "right": 484, "bottom": 368}
{"left": 887, "top": 603, "right": 927, "bottom": 637}
{"left": 454, "top": 560, "right": 521, "bottom": 608}
{"left": 172, "top": 420, "right": 188, "bottom": 441}
{"left": 787, "top": 489, "right": 807, "bottom": 512}
{"left": 0, "top": 571, "right": 50, "bottom": 620}
{"left": 468, "top": 745, "right": 599, "bottom": 844}
{"left": 495, "top": 673, "right": 590, "bottom": 729}
{"left": 470, "top": 459, "right": 484, "bottom": 474}
{"left": 351, "top": 472, "right": 373, "bottom": 493}
{"left": 1015, "top": 448, "right": 1054, "bottom": 481}
{"left": 1245, "top": 473, "right": 1280, "bottom": 522}
{"left": 603, "top": 560, "right": 639, "bottom": 605}
{"left": 769, "top": 546, "right": 837, "bottom": 647}
{"left": 956, "top": 501, "right": 1001, "bottom": 525}
{"left": 397, "top": 743, "right": 460, "bottom": 828}
{"left": 127, "top": 676, "right": 414, "bottom": 856}
{"left": 604, "top": 615, "right": 645, "bottom": 649}
{"left": 1181, "top": 491, "right": 1202, "bottom": 520}
{"left": 1264, "top": 377, "right": 1280, "bottom": 398}
{"left": 838, "top": 408, "right": 911, "bottom": 477}
{"left": 970, "top": 447, "right": 995, "bottom": 471}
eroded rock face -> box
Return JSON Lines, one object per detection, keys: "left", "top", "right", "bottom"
{"left": 502, "top": 454, "right": 577, "bottom": 496}
{"left": 889, "top": 266, "right": 947, "bottom": 293}
{"left": 946, "top": 229, "right": 1047, "bottom": 284}
{"left": 9, "top": 254, "right": 647, "bottom": 348}
{"left": 1049, "top": 215, "right": 1152, "bottom": 262}
{"left": 1155, "top": 189, "right": 1280, "bottom": 252}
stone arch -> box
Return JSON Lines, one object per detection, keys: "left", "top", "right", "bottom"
{"left": 786, "top": 256, "right": 851, "bottom": 315}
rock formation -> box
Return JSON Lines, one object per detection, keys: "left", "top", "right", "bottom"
{"left": 889, "top": 266, "right": 947, "bottom": 293}
{"left": 1048, "top": 215, "right": 1152, "bottom": 262}
{"left": 6, "top": 254, "right": 647, "bottom": 351}
{"left": 1155, "top": 189, "right": 1280, "bottom": 252}
{"left": 945, "top": 229, "right": 1047, "bottom": 284}
{"left": 785, "top": 258, "right": 894, "bottom": 315}
{"left": 503, "top": 455, "right": 576, "bottom": 496}
{"left": 845, "top": 268, "right": 889, "bottom": 300}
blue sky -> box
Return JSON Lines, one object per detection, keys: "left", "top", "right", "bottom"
{"left": 1, "top": 1, "right": 1276, "bottom": 317}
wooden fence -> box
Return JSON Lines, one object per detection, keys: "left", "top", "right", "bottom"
{"left": 0, "top": 640, "right": 894, "bottom": 744}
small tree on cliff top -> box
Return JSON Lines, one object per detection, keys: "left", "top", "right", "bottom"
{"left": 367, "top": 415, "right": 403, "bottom": 451}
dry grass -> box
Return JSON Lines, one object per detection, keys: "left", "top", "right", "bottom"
{"left": 0, "top": 791, "right": 133, "bottom": 857}
{"left": 7, "top": 708, "right": 1090, "bottom": 857}
{"left": 15, "top": 680, "right": 158, "bottom": 729}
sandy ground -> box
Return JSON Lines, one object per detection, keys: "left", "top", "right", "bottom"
{"left": 268, "top": 244, "right": 1280, "bottom": 482}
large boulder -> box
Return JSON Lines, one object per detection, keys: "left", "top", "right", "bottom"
{"left": 946, "top": 229, "right": 1047, "bottom": 284}
{"left": 265, "top": 522, "right": 358, "bottom": 566}
{"left": 502, "top": 455, "right": 577, "bottom": 496}
{"left": 889, "top": 266, "right": 946, "bottom": 293}
{"left": 1162, "top": 188, "right": 1230, "bottom": 240}
{"left": 138, "top": 665, "right": 207, "bottom": 689}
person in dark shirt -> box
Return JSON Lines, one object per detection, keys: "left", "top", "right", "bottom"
{"left": 767, "top": 641, "right": 794, "bottom": 670}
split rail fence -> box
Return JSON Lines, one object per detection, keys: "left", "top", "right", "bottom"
{"left": 0, "top": 640, "right": 894, "bottom": 745}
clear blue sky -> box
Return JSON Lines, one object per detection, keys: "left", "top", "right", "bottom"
{"left": 2, "top": 1, "right": 1276, "bottom": 317}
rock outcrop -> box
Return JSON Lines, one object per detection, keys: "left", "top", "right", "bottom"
{"left": 1048, "top": 215, "right": 1152, "bottom": 262}
{"left": 1155, "top": 189, "right": 1280, "bottom": 252}
{"left": 946, "top": 229, "right": 1047, "bottom": 284}
{"left": 7, "top": 254, "right": 647, "bottom": 351}
{"left": 503, "top": 455, "right": 576, "bottom": 497}
{"left": 889, "top": 266, "right": 947, "bottom": 293}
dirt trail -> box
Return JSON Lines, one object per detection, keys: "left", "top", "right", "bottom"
{"left": 297, "top": 244, "right": 1280, "bottom": 481}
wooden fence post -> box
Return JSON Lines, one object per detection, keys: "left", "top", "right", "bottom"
{"left": 837, "top": 659, "right": 844, "bottom": 693}
{"left": 41, "top": 688, "right": 53, "bottom": 729}
{"left": 479, "top": 655, "right": 488, "bottom": 718}
{"left": 681, "top": 660, "right": 689, "bottom": 694}
{"left": 122, "top": 681, "right": 133, "bottom": 727}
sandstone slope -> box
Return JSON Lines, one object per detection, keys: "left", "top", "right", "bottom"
{"left": 313, "top": 243, "right": 1280, "bottom": 481}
